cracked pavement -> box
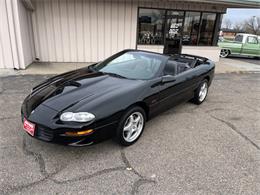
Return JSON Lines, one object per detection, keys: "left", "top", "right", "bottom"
{"left": 0, "top": 73, "right": 260, "bottom": 194}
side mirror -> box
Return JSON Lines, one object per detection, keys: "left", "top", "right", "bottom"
{"left": 161, "top": 75, "right": 176, "bottom": 84}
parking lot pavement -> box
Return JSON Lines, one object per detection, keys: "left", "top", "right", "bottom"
{"left": 228, "top": 56, "right": 260, "bottom": 66}
{"left": 0, "top": 73, "right": 260, "bottom": 195}
{"left": 216, "top": 57, "right": 260, "bottom": 74}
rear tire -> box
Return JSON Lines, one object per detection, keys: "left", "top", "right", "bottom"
{"left": 116, "top": 106, "right": 146, "bottom": 146}
{"left": 191, "top": 80, "right": 209, "bottom": 105}
{"left": 220, "top": 49, "right": 230, "bottom": 58}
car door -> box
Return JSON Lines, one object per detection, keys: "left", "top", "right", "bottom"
{"left": 158, "top": 59, "right": 195, "bottom": 112}
{"left": 241, "top": 36, "right": 260, "bottom": 57}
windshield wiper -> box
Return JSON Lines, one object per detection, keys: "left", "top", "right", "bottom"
{"left": 87, "top": 65, "right": 97, "bottom": 72}
{"left": 102, "top": 72, "right": 127, "bottom": 79}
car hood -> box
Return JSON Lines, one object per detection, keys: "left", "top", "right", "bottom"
{"left": 24, "top": 68, "right": 143, "bottom": 116}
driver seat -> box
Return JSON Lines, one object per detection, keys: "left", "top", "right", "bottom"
{"left": 164, "top": 61, "right": 177, "bottom": 76}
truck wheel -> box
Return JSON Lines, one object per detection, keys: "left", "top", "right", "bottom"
{"left": 220, "top": 49, "right": 229, "bottom": 58}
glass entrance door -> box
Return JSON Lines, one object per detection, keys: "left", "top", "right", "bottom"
{"left": 163, "top": 11, "right": 184, "bottom": 54}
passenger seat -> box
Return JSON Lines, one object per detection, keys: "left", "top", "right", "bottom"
{"left": 176, "top": 62, "right": 190, "bottom": 74}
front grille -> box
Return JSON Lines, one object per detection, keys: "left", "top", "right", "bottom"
{"left": 36, "top": 125, "right": 54, "bottom": 141}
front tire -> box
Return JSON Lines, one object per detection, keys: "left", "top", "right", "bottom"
{"left": 191, "top": 80, "right": 209, "bottom": 105}
{"left": 116, "top": 107, "right": 146, "bottom": 146}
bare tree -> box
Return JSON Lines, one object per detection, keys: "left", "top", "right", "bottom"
{"left": 222, "top": 18, "right": 232, "bottom": 29}
{"left": 256, "top": 17, "right": 260, "bottom": 35}
{"left": 243, "top": 16, "right": 260, "bottom": 35}
{"left": 233, "top": 22, "right": 244, "bottom": 32}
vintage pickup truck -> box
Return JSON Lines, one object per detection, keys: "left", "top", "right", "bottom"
{"left": 218, "top": 33, "right": 260, "bottom": 58}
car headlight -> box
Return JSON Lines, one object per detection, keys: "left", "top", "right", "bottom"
{"left": 60, "top": 112, "right": 95, "bottom": 122}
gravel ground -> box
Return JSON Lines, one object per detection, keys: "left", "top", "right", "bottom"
{"left": 0, "top": 73, "right": 259, "bottom": 195}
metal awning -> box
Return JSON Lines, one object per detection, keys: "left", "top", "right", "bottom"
{"left": 25, "top": 0, "right": 260, "bottom": 11}
{"left": 182, "top": 0, "right": 260, "bottom": 8}
{"left": 136, "top": 0, "right": 260, "bottom": 8}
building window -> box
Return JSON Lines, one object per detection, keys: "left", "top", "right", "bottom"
{"left": 138, "top": 9, "right": 165, "bottom": 45}
{"left": 182, "top": 12, "right": 201, "bottom": 45}
{"left": 198, "top": 13, "right": 217, "bottom": 46}
{"left": 165, "top": 11, "right": 184, "bottom": 40}
{"left": 137, "top": 9, "right": 218, "bottom": 46}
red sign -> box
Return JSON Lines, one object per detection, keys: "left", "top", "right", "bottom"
{"left": 23, "top": 119, "right": 35, "bottom": 136}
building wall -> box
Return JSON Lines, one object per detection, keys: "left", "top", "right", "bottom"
{"left": 31, "top": 0, "right": 138, "bottom": 62}
{"left": 0, "top": 0, "right": 35, "bottom": 69}
{"left": 137, "top": 45, "right": 220, "bottom": 62}
{"left": 222, "top": 32, "right": 237, "bottom": 40}
{"left": 137, "top": 45, "right": 164, "bottom": 53}
{"left": 31, "top": 0, "right": 226, "bottom": 63}
{"left": 182, "top": 46, "right": 220, "bottom": 62}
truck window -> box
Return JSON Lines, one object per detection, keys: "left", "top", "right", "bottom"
{"left": 247, "top": 36, "right": 258, "bottom": 44}
{"left": 234, "top": 35, "right": 243, "bottom": 43}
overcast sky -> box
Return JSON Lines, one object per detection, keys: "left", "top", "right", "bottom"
{"left": 223, "top": 8, "right": 260, "bottom": 24}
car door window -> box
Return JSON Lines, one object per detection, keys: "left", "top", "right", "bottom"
{"left": 247, "top": 36, "right": 258, "bottom": 44}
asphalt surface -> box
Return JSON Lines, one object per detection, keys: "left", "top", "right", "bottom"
{"left": 0, "top": 73, "right": 260, "bottom": 195}
{"left": 228, "top": 56, "right": 260, "bottom": 66}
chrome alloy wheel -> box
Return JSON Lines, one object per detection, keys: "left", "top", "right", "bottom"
{"left": 123, "top": 112, "right": 144, "bottom": 142}
{"left": 220, "top": 49, "right": 229, "bottom": 58}
{"left": 199, "top": 82, "right": 208, "bottom": 102}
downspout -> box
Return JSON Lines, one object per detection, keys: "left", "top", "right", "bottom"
{"left": 21, "top": 0, "right": 34, "bottom": 11}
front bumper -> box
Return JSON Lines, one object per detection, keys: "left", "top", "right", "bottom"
{"left": 21, "top": 117, "right": 118, "bottom": 146}
{"left": 21, "top": 97, "right": 120, "bottom": 146}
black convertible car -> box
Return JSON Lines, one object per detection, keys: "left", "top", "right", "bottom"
{"left": 21, "top": 50, "right": 215, "bottom": 146}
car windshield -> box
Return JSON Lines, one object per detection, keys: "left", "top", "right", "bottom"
{"left": 93, "top": 51, "right": 164, "bottom": 80}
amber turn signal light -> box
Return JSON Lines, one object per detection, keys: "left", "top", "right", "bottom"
{"left": 65, "top": 129, "right": 93, "bottom": 136}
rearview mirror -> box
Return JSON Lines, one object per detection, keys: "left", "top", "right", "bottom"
{"left": 162, "top": 75, "right": 176, "bottom": 84}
